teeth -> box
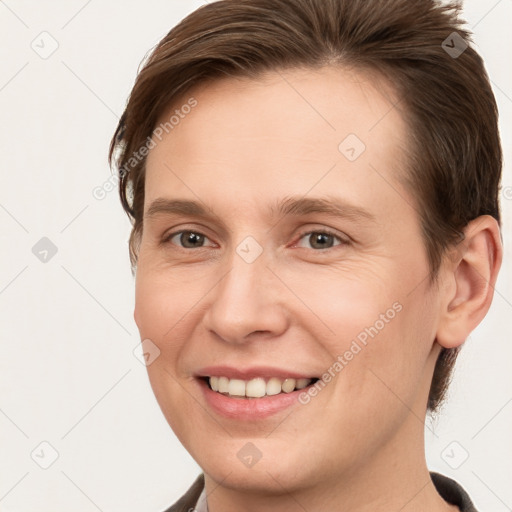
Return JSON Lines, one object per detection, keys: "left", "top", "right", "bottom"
{"left": 296, "top": 378, "right": 310, "bottom": 389}
{"left": 207, "top": 376, "right": 314, "bottom": 398}
{"left": 266, "top": 377, "right": 282, "bottom": 396}
{"left": 246, "top": 378, "right": 266, "bottom": 398}
{"left": 228, "top": 379, "right": 246, "bottom": 397}
{"left": 282, "top": 378, "right": 296, "bottom": 393}
{"left": 218, "top": 376, "right": 229, "bottom": 393}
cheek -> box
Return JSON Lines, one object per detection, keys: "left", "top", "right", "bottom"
{"left": 133, "top": 268, "right": 202, "bottom": 430}
{"left": 134, "top": 263, "right": 205, "bottom": 339}
{"left": 133, "top": 266, "right": 202, "bottom": 397}
{"left": 282, "top": 262, "right": 399, "bottom": 343}
{"left": 336, "top": 290, "right": 438, "bottom": 419}
{"left": 285, "top": 263, "right": 437, "bottom": 402}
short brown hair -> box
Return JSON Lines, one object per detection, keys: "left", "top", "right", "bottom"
{"left": 109, "top": 0, "right": 502, "bottom": 412}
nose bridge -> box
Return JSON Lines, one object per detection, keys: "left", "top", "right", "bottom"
{"left": 203, "top": 238, "right": 287, "bottom": 343}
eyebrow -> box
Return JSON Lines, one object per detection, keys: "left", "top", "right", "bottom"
{"left": 145, "top": 196, "right": 376, "bottom": 224}
{"left": 270, "top": 195, "right": 376, "bottom": 223}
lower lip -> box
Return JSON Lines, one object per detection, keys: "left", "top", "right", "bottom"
{"left": 197, "top": 378, "right": 312, "bottom": 420}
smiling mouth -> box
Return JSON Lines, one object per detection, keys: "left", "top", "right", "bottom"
{"left": 202, "top": 376, "right": 320, "bottom": 399}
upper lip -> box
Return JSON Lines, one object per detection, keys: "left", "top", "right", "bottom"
{"left": 195, "top": 365, "right": 318, "bottom": 381}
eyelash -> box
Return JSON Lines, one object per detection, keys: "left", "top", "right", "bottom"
{"left": 162, "top": 228, "right": 349, "bottom": 251}
{"left": 294, "top": 228, "right": 348, "bottom": 250}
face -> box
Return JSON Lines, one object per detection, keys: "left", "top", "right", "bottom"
{"left": 135, "top": 66, "right": 443, "bottom": 494}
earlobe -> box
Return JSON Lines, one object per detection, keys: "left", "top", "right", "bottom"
{"left": 436, "top": 215, "right": 502, "bottom": 349}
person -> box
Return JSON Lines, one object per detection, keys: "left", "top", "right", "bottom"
{"left": 109, "top": 0, "right": 503, "bottom": 510}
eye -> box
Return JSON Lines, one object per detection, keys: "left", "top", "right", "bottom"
{"left": 162, "top": 228, "right": 347, "bottom": 251}
{"left": 165, "top": 230, "right": 215, "bottom": 249}
{"left": 295, "top": 230, "right": 347, "bottom": 250}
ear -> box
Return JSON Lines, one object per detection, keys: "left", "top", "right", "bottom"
{"left": 436, "top": 215, "right": 503, "bottom": 349}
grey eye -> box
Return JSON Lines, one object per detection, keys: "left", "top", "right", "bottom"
{"left": 297, "top": 231, "right": 343, "bottom": 250}
{"left": 170, "top": 231, "right": 210, "bottom": 248}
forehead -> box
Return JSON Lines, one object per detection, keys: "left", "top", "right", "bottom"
{"left": 144, "top": 65, "right": 411, "bottom": 217}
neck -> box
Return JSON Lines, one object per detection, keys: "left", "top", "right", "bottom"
{"left": 202, "top": 343, "right": 458, "bottom": 512}
{"left": 204, "top": 411, "right": 458, "bottom": 512}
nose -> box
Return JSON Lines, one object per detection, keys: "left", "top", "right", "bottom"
{"left": 202, "top": 247, "right": 289, "bottom": 345}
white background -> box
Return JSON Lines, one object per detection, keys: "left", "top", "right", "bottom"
{"left": 0, "top": 1, "right": 510, "bottom": 511}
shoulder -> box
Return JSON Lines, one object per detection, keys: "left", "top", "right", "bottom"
{"left": 431, "top": 472, "right": 478, "bottom": 512}
{"left": 163, "top": 472, "right": 478, "bottom": 512}
{"left": 161, "top": 473, "right": 205, "bottom": 512}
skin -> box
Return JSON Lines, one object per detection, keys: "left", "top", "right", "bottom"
{"left": 134, "top": 66, "right": 502, "bottom": 511}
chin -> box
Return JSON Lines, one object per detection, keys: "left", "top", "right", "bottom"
{"left": 204, "top": 461, "right": 310, "bottom": 495}
{"left": 191, "top": 438, "right": 323, "bottom": 495}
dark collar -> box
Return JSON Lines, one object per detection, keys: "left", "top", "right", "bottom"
{"left": 431, "top": 472, "right": 478, "bottom": 511}
{"left": 163, "top": 472, "right": 477, "bottom": 511}
{"left": 162, "top": 473, "right": 204, "bottom": 512}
